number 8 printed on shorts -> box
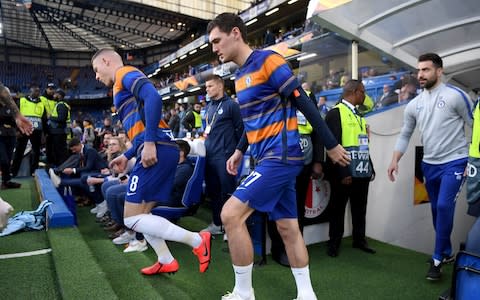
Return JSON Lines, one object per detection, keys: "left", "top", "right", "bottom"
{"left": 129, "top": 175, "right": 139, "bottom": 192}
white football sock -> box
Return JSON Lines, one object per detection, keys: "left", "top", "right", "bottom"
{"left": 124, "top": 214, "right": 201, "bottom": 248}
{"left": 232, "top": 263, "right": 253, "bottom": 299}
{"left": 291, "top": 266, "right": 317, "bottom": 300}
{"left": 143, "top": 234, "right": 175, "bottom": 264}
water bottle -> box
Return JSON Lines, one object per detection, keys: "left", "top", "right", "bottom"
{"left": 88, "top": 176, "right": 95, "bottom": 192}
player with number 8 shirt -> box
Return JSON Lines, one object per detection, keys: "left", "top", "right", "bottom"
{"left": 92, "top": 49, "right": 211, "bottom": 276}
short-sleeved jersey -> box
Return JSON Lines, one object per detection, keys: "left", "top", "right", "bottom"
{"left": 113, "top": 66, "right": 173, "bottom": 155}
{"left": 235, "top": 50, "right": 303, "bottom": 165}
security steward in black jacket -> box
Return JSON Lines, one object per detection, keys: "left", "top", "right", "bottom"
{"left": 324, "top": 80, "right": 375, "bottom": 257}
{"left": 47, "top": 89, "right": 70, "bottom": 166}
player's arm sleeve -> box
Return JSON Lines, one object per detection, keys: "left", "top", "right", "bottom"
{"left": 453, "top": 90, "right": 474, "bottom": 127}
{"left": 123, "top": 147, "right": 136, "bottom": 160}
{"left": 236, "top": 131, "right": 249, "bottom": 154}
{"left": 325, "top": 108, "right": 350, "bottom": 178}
{"left": 231, "top": 101, "right": 244, "bottom": 144}
{"left": 394, "top": 103, "right": 416, "bottom": 153}
{"left": 132, "top": 77, "right": 163, "bottom": 142}
{"left": 289, "top": 87, "right": 338, "bottom": 150}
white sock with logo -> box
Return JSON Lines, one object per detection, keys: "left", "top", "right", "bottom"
{"left": 232, "top": 263, "right": 254, "bottom": 299}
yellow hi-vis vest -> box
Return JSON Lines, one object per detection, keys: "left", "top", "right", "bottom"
{"left": 20, "top": 97, "right": 44, "bottom": 118}
{"left": 298, "top": 90, "right": 313, "bottom": 134}
{"left": 335, "top": 102, "right": 372, "bottom": 177}
{"left": 20, "top": 97, "right": 45, "bottom": 130}
{"left": 193, "top": 111, "right": 202, "bottom": 128}
{"left": 40, "top": 96, "right": 56, "bottom": 117}
{"left": 467, "top": 102, "right": 480, "bottom": 205}
{"left": 470, "top": 103, "right": 480, "bottom": 158}
{"left": 51, "top": 101, "right": 71, "bottom": 123}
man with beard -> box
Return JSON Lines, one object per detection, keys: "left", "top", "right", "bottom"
{"left": 387, "top": 53, "right": 473, "bottom": 281}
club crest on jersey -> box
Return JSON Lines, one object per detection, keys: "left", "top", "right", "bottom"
{"left": 218, "top": 108, "right": 223, "bottom": 115}
{"left": 437, "top": 100, "right": 445, "bottom": 108}
{"left": 245, "top": 76, "right": 252, "bottom": 87}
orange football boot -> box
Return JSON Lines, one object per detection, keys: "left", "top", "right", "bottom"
{"left": 140, "top": 259, "right": 179, "bottom": 275}
{"left": 192, "top": 231, "right": 212, "bottom": 273}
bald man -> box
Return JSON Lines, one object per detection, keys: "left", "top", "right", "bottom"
{"left": 91, "top": 49, "right": 211, "bottom": 275}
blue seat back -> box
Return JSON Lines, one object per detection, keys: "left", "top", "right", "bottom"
{"left": 180, "top": 155, "right": 205, "bottom": 208}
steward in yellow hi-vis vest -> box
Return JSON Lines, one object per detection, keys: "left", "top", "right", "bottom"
{"left": 20, "top": 92, "right": 45, "bottom": 131}
{"left": 324, "top": 80, "right": 376, "bottom": 257}
{"left": 47, "top": 89, "right": 71, "bottom": 166}
{"left": 467, "top": 101, "right": 480, "bottom": 216}
{"left": 334, "top": 102, "right": 372, "bottom": 178}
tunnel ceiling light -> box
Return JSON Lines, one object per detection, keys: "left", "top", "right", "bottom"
{"left": 265, "top": 8, "right": 279, "bottom": 16}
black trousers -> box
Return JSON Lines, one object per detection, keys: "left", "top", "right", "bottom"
{"left": 50, "top": 133, "right": 68, "bottom": 167}
{"left": 11, "top": 130, "right": 42, "bottom": 176}
{"left": 328, "top": 177, "right": 370, "bottom": 246}
{"left": 268, "top": 163, "right": 310, "bottom": 254}
{"left": 205, "top": 157, "right": 237, "bottom": 226}
{"left": 0, "top": 135, "right": 16, "bottom": 183}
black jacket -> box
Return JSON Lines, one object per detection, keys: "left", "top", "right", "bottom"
{"left": 204, "top": 95, "right": 244, "bottom": 160}
{"left": 76, "top": 145, "right": 108, "bottom": 174}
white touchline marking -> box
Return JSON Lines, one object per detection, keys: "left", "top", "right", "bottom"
{"left": 0, "top": 248, "right": 52, "bottom": 260}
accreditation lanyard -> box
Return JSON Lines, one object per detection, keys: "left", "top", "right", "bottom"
{"left": 205, "top": 99, "right": 224, "bottom": 129}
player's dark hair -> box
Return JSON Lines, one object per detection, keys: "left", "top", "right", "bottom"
{"left": 207, "top": 13, "right": 247, "bottom": 43}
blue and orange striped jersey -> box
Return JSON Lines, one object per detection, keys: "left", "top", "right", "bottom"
{"left": 235, "top": 50, "right": 303, "bottom": 165}
{"left": 113, "top": 66, "right": 174, "bottom": 159}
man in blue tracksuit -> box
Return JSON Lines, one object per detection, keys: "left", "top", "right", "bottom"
{"left": 201, "top": 74, "right": 244, "bottom": 235}
{"left": 388, "top": 53, "right": 472, "bottom": 281}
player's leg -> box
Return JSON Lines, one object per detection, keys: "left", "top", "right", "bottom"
{"left": 221, "top": 195, "right": 255, "bottom": 300}
{"left": 274, "top": 177, "right": 316, "bottom": 300}
{"left": 123, "top": 144, "right": 211, "bottom": 274}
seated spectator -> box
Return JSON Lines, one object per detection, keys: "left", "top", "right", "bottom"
{"left": 86, "top": 136, "right": 130, "bottom": 218}
{"left": 49, "top": 138, "right": 108, "bottom": 205}
{"left": 375, "top": 84, "right": 398, "bottom": 109}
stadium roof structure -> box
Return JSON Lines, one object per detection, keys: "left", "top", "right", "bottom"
{"left": 0, "top": 0, "right": 250, "bottom": 52}
{"left": 311, "top": 0, "right": 480, "bottom": 90}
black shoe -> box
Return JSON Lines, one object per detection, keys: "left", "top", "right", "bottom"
{"left": 352, "top": 242, "right": 376, "bottom": 254}
{"left": 271, "top": 250, "right": 290, "bottom": 267}
{"left": 1, "top": 181, "right": 22, "bottom": 189}
{"left": 426, "top": 261, "right": 442, "bottom": 281}
{"left": 327, "top": 242, "right": 339, "bottom": 257}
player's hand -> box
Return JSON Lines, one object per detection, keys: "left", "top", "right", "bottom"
{"left": 141, "top": 142, "right": 157, "bottom": 168}
{"left": 63, "top": 168, "right": 74, "bottom": 175}
{"left": 326, "top": 144, "right": 351, "bottom": 167}
{"left": 226, "top": 149, "right": 243, "bottom": 176}
{"left": 15, "top": 114, "right": 33, "bottom": 135}
{"left": 387, "top": 160, "right": 399, "bottom": 182}
{"left": 341, "top": 176, "right": 352, "bottom": 185}
{"left": 109, "top": 154, "right": 128, "bottom": 173}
